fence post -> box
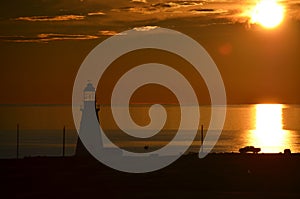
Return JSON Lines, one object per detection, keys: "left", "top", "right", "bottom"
{"left": 63, "top": 126, "right": 66, "bottom": 157}
{"left": 201, "top": 124, "right": 204, "bottom": 154}
{"left": 17, "top": 124, "right": 19, "bottom": 159}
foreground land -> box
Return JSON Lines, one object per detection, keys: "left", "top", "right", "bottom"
{"left": 1, "top": 153, "right": 300, "bottom": 199}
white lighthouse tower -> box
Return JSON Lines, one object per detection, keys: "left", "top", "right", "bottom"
{"left": 75, "top": 82, "right": 102, "bottom": 157}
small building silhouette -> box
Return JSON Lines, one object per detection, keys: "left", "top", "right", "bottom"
{"left": 284, "top": 149, "right": 291, "bottom": 155}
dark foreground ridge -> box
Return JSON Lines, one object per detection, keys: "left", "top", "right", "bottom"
{"left": 2, "top": 153, "right": 300, "bottom": 199}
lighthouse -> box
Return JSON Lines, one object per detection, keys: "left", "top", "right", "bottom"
{"left": 75, "top": 82, "right": 102, "bottom": 157}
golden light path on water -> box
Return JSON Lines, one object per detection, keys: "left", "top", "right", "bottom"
{"left": 249, "top": 104, "right": 291, "bottom": 153}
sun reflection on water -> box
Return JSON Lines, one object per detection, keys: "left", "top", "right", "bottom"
{"left": 249, "top": 104, "right": 290, "bottom": 153}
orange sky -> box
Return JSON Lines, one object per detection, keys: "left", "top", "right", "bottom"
{"left": 0, "top": 0, "right": 300, "bottom": 104}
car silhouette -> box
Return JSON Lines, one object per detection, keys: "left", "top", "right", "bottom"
{"left": 239, "top": 146, "right": 261, "bottom": 154}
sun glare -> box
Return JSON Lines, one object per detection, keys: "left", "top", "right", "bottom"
{"left": 256, "top": 104, "right": 282, "bottom": 131}
{"left": 249, "top": 0, "right": 285, "bottom": 29}
{"left": 251, "top": 104, "right": 288, "bottom": 153}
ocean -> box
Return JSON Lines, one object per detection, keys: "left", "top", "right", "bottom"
{"left": 1, "top": 104, "right": 300, "bottom": 158}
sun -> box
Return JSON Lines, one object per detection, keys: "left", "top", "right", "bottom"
{"left": 249, "top": 0, "right": 285, "bottom": 29}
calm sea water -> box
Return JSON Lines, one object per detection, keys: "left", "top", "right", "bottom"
{"left": 1, "top": 104, "right": 300, "bottom": 158}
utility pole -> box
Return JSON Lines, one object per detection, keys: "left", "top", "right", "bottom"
{"left": 201, "top": 124, "right": 204, "bottom": 154}
{"left": 17, "top": 124, "right": 19, "bottom": 159}
{"left": 63, "top": 126, "right": 66, "bottom": 157}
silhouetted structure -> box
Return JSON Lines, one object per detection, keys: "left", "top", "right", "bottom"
{"left": 239, "top": 146, "right": 261, "bottom": 154}
{"left": 200, "top": 124, "right": 204, "bottom": 153}
{"left": 284, "top": 149, "right": 291, "bottom": 155}
{"left": 75, "top": 83, "right": 101, "bottom": 157}
{"left": 62, "top": 126, "right": 66, "bottom": 157}
{"left": 16, "top": 124, "right": 19, "bottom": 159}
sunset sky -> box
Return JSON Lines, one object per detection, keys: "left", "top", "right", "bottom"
{"left": 1, "top": 0, "right": 300, "bottom": 104}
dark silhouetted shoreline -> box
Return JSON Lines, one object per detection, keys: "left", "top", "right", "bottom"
{"left": 2, "top": 153, "right": 300, "bottom": 199}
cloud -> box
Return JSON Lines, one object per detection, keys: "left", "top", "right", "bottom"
{"left": 98, "top": 30, "right": 119, "bottom": 36}
{"left": 131, "top": 0, "right": 148, "bottom": 3}
{"left": 87, "top": 11, "right": 106, "bottom": 16}
{"left": 98, "top": 27, "right": 160, "bottom": 36}
{"left": 3, "top": 0, "right": 300, "bottom": 41}
{"left": 116, "top": 1, "right": 300, "bottom": 26}
{"left": 189, "top": 8, "right": 228, "bottom": 15}
{"left": 285, "top": 1, "right": 300, "bottom": 20}
{"left": 113, "top": 1, "right": 205, "bottom": 14}
{"left": 0, "top": 33, "right": 99, "bottom": 43}
{"left": 133, "top": 26, "right": 159, "bottom": 31}
{"left": 14, "top": 15, "right": 85, "bottom": 22}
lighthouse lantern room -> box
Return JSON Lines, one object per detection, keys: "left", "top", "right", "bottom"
{"left": 84, "top": 82, "right": 96, "bottom": 101}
